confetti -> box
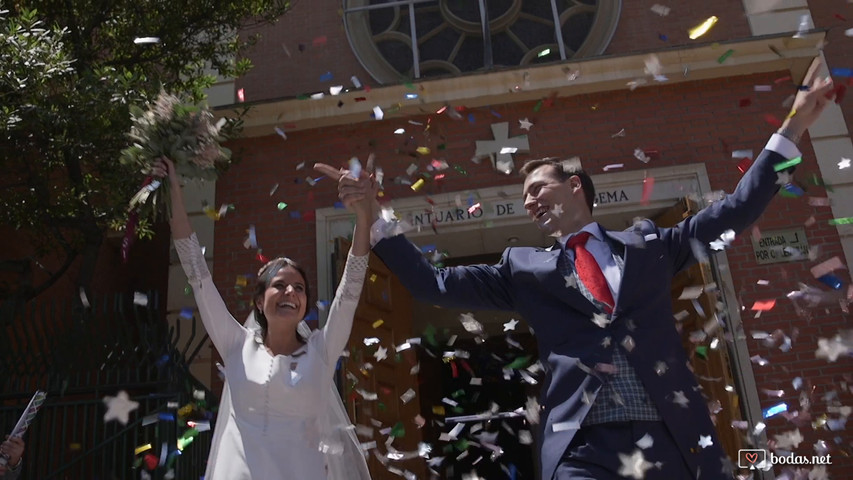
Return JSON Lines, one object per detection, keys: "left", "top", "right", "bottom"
{"left": 237, "top": 88, "right": 245, "bottom": 103}
{"left": 617, "top": 449, "right": 654, "bottom": 479}
{"left": 372, "top": 106, "right": 384, "bottom": 120}
{"left": 828, "top": 217, "right": 853, "bottom": 225}
{"left": 133, "top": 292, "right": 149, "bottom": 306}
{"left": 518, "top": 118, "right": 533, "bottom": 130}
{"left": 751, "top": 299, "right": 776, "bottom": 311}
{"left": 372, "top": 319, "right": 384, "bottom": 329}
{"left": 103, "top": 390, "right": 139, "bottom": 425}
{"left": 810, "top": 256, "right": 844, "bottom": 279}
{"left": 762, "top": 402, "right": 787, "bottom": 418}
{"left": 717, "top": 49, "right": 734, "bottom": 64}
{"left": 603, "top": 163, "right": 624, "bottom": 171}
{"left": 689, "top": 16, "right": 718, "bottom": 40}
{"left": 650, "top": 4, "right": 670, "bottom": 16}
{"left": 133, "top": 37, "right": 160, "bottom": 44}
{"left": 641, "top": 176, "right": 654, "bottom": 205}
{"left": 839, "top": 157, "right": 851, "bottom": 169}
{"left": 792, "top": 14, "right": 810, "bottom": 39}
{"left": 774, "top": 156, "right": 802, "bottom": 171}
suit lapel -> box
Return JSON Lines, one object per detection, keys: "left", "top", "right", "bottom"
{"left": 604, "top": 229, "right": 646, "bottom": 311}
{"left": 530, "top": 247, "right": 598, "bottom": 318}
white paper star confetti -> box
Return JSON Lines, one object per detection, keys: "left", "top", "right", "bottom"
{"left": 551, "top": 204, "right": 563, "bottom": 217}
{"left": 815, "top": 336, "right": 850, "bottom": 362}
{"left": 503, "top": 319, "right": 519, "bottom": 331}
{"left": 373, "top": 345, "right": 388, "bottom": 362}
{"left": 618, "top": 449, "right": 654, "bottom": 480}
{"left": 518, "top": 118, "right": 533, "bottom": 130}
{"left": 650, "top": 4, "right": 670, "bottom": 16}
{"left": 591, "top": 313, "right": 612, "bottom": 329}
{"left": 671, "top": 390, "right": 689, "bottom": 408}
{"left": 698, "top": 434, "right": 713, "bottom": 448}
{"left": 103, "top": 390, "right": 139, "bottom": 425}
{"left": 773, "top": 428, "right": 804, "bottom": 450}
{"left": 840, "top": 157, "right": 851, "bottom": 169}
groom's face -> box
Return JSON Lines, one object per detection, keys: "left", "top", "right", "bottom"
{"left": 522, "top": 165, "right": 577, "bottom": 235}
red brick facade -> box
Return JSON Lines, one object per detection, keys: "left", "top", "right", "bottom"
{"left": 218, "top": 0, "right": 853, "bottom": 477}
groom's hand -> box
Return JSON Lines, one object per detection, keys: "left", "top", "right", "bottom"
{"left": 313, "top": 163, "right": 376, "bottom": 210}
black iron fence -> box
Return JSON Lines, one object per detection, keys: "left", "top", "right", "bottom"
{"left": 0, "top": 290, "right": 215, "bottom": 479}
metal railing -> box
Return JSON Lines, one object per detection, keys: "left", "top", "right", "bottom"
{"left": 0, "top": 290, "right": 215, "bottom": 479}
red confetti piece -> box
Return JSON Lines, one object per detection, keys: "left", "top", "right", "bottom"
{"left": 237, "top": 88, "right": 245, "bottom": 103}
{"left": 739, "top": 98, "right": 752, "bottom": 108}
{"left": 763, "top": 114, "right": 782, "bottom": 128}
{"left": 751, "top": 299, "right": 776, "bottom": 311}
{"left": 354, "top": 97, "right": 367, "bottom": 102}
{"left": 835, "top": 13, "right": 847, "bottom": 22}
{"left": 641, "top": 176, "right": 655, "bottom": 205}
{"left": 450, "top": 360, "right": 458, "bottom": 378}
{"left": 774, "top": 76, "right": 791, "bottom": 85}
{"left": 736, "top": 157, "right": 753, "bottom": 174}
{"left": 312, "top": 36, "right": 327, "bottom": 46}
{"left": 459, "top": 359, "right": 475, "bottom": 376}
{"left": 256, "top": 252, "right": 269, "bottom": 263}
{"left": 143, "top": 454, "right": 158, "bottom": 471}
{"left": 436, "top": 106, "right": 447, "bottom": 114}
{"left": 833, "top": 84, "right": 847, "bottom": 104}
{"left": 364, "top": 85, "right": 371, "bottom": 93}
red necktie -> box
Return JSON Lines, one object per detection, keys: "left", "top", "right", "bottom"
{"left": 567, "top": 232, "right": 615, "bottom": 313}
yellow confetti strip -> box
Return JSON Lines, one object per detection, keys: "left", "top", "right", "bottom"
{"left": 369, "top": 273, "right": 378, "bottom": 283}
{"left": 786, "top": 108, "right": 797, "bottom": 120}
{"left": 411, "top": 178, "right": 425, "bottom": 191}
{"left": 135, "top": 443, "right": 152, "bottom": 455}
{"left": 689, "top": 16, "right": 718, "bottom": 39}
{"left": 235, "top": 275, "right": 247, "bottom": 287}
{"left": 416, "top": 146, "right": 431, "bottom": 155}
{"left": 372, "top": 319, "right": 384, "bottom": 328}
{"left": 432, "top": 406, "right": 446, "bottom": 416}
{"left": 69, "top": 443, "right": 82, "bottom": 451}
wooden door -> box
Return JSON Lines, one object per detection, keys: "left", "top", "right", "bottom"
{"left": 653, "top": 199, "right": 745, "bottom": 461}
{"left": 333, "top": 238, "right": 426, "bottom": 479}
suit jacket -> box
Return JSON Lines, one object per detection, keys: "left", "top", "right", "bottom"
{"left": 373, "top": 146, "right": 788, "bottom": 479}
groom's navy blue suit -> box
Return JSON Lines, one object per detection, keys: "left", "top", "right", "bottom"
{"left": 373, "top": 139, "right": 796, "bottom": 479}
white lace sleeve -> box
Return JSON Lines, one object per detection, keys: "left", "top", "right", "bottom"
{"left": 320, "top": 253, "right": 369, "bottom": 364}
{"left": 173, "top": 234, "right": 246, "bottom": 356}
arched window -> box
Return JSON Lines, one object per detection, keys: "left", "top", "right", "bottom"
{"left": 344, "top": 0, "right": 621, "bottom": 84}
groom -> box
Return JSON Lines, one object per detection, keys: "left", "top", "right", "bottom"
{"left": 324, "top": 74, "right": 835, "bottom": 479}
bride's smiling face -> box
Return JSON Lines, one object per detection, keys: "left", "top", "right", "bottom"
{"left": 256, "top": 266, "right": 308, "bottom": 325}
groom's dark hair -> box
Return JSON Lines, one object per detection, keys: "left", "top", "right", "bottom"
{"left": 520, "top": 158, "right": 596, "bottom": 214}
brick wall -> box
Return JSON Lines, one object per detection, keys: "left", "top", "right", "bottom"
{"left": 237, "top": 0, "right": 751, "bottom": 102}
{"left": 216, "top": 70, "right": 851, "bottom": 477}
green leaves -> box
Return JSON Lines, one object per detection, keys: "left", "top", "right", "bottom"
{"left": 0, "top": 1, "right": 293, "bottom": 301}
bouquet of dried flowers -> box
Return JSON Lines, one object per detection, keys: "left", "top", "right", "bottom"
{"left": 118, "top": 91, "right": 233, "bottom": 260}
{"left": 120, "top": 90, "right": 232, "bottom": 220}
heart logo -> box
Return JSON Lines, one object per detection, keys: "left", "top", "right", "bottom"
{"left": 745, "top": 452, "right": 758, "bottom": 464}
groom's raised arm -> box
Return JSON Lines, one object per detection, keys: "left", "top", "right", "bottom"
{"left": 661, "top": 72, "right": 838, "bottom": 274}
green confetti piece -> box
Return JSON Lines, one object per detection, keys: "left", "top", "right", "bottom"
{"left": 451, "top": 389, "right": 466, "bottom": 398}
{"left": 391, "top": 421, "right": 405, "bottom": 438}
{"left": 277, "top": 202, "right": 288, "bottom": 210}
{"left": 778, "top": 188, "right": 799, "bottom": 198}
{"left": 184, "top": 284, "right": 192, "bottom": 295}
{"left": 533, "top": 99, "right": 543, "bottom": 112}
{"left": 505, "top": 355, "right": 532, "bottom": 370}
{"left": 296, "top": 94, "right": 309, "bottom": 100}
{"left": 378, "top": 402, "right": 387, "bottom": 411}
{"left": 453, "top": 406, "right": 464, "bottom": 414}
{"left": 717, "top": 49, "right": 734, "bottom": 64}
{"left": 773, "top": 156, "right": 802, "bottom": 172}
{"left": 455, "top": 439, "right": 469, "bottom": 451}
{"left": 453, "top": 165, "right": 468, "bottom": 176}
{"left": 809, "top": 173, "right": 834, "bottom": 192}
{"left": 695, "top": 346, "right": 708, "bottom": 359}
{"left": 537, "top": 48, "right": 551, "bottom": 58}
{"left": 437, "top": 143, "right": 447, "bottom": 150}
{"left": 829, "top": 217, "right": 853, "bottom": 225}
{"left": 404, "top": 82, "right": 416, "bottom": 90}
{"left": 423, "top": 324, "right": 438, "bottom": 347}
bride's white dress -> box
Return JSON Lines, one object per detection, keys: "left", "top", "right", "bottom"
{"left": 175, "top": 234, "right": 371, "bottom": 479}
